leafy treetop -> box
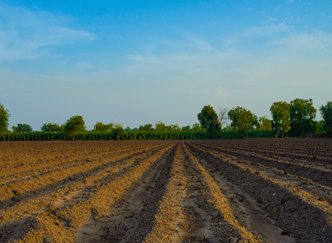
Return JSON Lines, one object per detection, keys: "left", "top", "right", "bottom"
{"left": 197, "top": 105, "right": 221, "bottom": 138}
{"left": 93, "top": 122, "right": 113, "bottom": 132}
{"left": 0, "top": 103, "right": 10, "bottom": 133}
{"left": 41, "top": 123, "right": 62, "bottom": 132}
{"left": 270, "top": 101, "right": 291, "bottom": 138}
{"left": 289, "top": 98, "right": 317, "bottom": 136}
{"left": 228, "top": 106, "right": 256, "bottom": 139}
{"left": 258, "top": 116, "right": 272, "bottom": 131}
{"left": 12, "top": 124, "right": 33, "bottom": 133}
{"left": 320, "top": 101, "right": 332, "bottom": 135}
{"left": 63, "top": 115, "right": 86, "bottom": 140}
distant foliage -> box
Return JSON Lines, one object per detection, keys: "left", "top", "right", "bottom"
{"left": 228, "top": 106, "right": 256, "bottom": 139}
{"left": 258, "top": 116, "right": 272, "bottom": 131}
{"left": 93, "top": 122, "right": 113, "bottom": 132}
{"left": 289, "top": 98, "right": 317, "bottom": 137}
{"left": 320, "top": 101, "right": 332, "bottom": 135}
{"left": 197, "top": 105, "right": 221, "bottom": 138}
{"left": 63, "top": 115, "right": 86, "bottom": 141}
{"left": 113, "top": 127, "right": 125, "bottom": 140}
{"left": 182, "top": 125, "right": 191, "bottom": 131}
{"left": 12, "top": 124, "right": 33, "bottom": 133}
{"left": 155, "top": 121, "right": 166, "bottom": 131}
{"left": 41, "top": 123, "right": 62, "bottom": 132}
{"left": 139, "top": 124, "right": 153, "bottom": 131}
{"left": 0, "top": 103, "right": 10, "bottom": 133}
{"left": 270, "top": 101, "right": 291, "bottom": 138}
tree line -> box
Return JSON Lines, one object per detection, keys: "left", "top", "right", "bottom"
{"left": 0, "top": 98, "right": 331, "bottom": 141}
{"left": 199, "top": 98, "right": 331, "bottom": 139}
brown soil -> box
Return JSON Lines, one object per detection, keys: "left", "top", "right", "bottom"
{"left": 0, "top": 139, "right": 331, "bottom": 242}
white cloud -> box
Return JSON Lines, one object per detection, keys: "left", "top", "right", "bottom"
{"left": 0, "top": 2, "right": 94, "bottom": 61}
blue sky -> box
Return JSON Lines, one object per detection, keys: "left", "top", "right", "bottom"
{"left": 1, "top": 0, "right": 331, "bottom": 130}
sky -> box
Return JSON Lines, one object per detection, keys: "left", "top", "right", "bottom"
{"left": 1, "top": 0, "right": 331, "bottom": 130}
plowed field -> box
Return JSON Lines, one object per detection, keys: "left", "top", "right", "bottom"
{"left": 0, "top": 139, "right": 331, "bottom": 243}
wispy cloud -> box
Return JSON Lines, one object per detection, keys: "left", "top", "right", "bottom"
{"left": 263, "top": 16, "right": 277, "bottom": 24}
{"left": 269, "top": 31, "right": 332, "bottom": 51}
{"left": 75, "top": 62, "right": 93, "bottom": 70}
{"left": 0, "top": 2, "right": 94, "bottom": 61}
{"left": 188, "top": 37, "right": 213, "bottom": 51}
{"left": 181, "top": 35, "right": 213, "bottom": 51}
{"left": 216, "top": 89, "right": 228, "bottom": 97}
{"left": 241, "top": 24, "right": 289, "bottom": 38}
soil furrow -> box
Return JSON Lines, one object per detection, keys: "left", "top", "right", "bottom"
{"left": 203, "top": 139, "right": 332, "bottom": 157}
{"left": 76, "top": 143, "right": 178, "bottom": 243}
{"left": 198, "top": 140, "right": 332, "bottom": 166}
{"left": 186, "top": 142, "right": 332, "bottom": 242}
{"left": 193, "top": 142, "right": 332, "bottom": 189}
{"left": 0, "top": 144, "right": 170, "bottom": 204}
{"left": 9, "top": 143, "right": 175, "bottom": 243}
{"left": 0, "top": 143, "right": 165, "bottom": 187}
{"left": 0, "top": 143, "right": 170, "bottom": 223}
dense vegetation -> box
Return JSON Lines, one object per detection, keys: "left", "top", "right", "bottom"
{"left": 0, "top": 98, "right": 331, "bottom": 141}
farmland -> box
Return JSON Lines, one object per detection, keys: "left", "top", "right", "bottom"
{"left": 0, "top": 139, "right": 332, "bottom": 242}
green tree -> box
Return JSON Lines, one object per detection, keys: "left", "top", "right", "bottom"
{"left": 170, "top": 124, "right": 181, "bottom": 132}
{"left": 12, "top": 124, "right": 33, "bottom": 132}
{"left": 258, "top": 116, "right": 272, "bottom": 131}
{"left": 228, "top": 106, "right": 256, "bottom": 139}
{"left": 0, "top": 103, "right": 10, "bottom": 133}
{"left": 93, "top": 122, "right": 113, "bottom": 132}
{"left": 289, "top": 98, "right": 317, "bottom": 136}
{"left": 192, "top": 123, "right": 203, "bottom": 131}
{"left": 113, "top": 123, "right": 123, "bottom": 129}
{"left": 155, "top": 121, "right": 165, "bottom": 131}
{"left": 197, "top": 105, "right": 221, "bottom": 138}
{"left": 41, "top": 123, "right": 62, "bottom": 132}
{"left": 182, "top": 125, "right": 191, "bottom": 131}
{"left": 139, "top": 124, "right": 153, "bottom": 131}
{"left": 270, "top": 101, "right": 291, "bottom": 138}
{"left": 63, "top": 115, "right": 86, "bottom": 141}
{"left": 316, "top": 120, "right": 325, "bottom": 133}
{"left": 113, "top": 127, "right": 124, "bottom": 140}
{"left": 320, "top": 101, "right": 332, "bottom": 135}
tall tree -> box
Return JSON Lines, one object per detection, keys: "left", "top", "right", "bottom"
{"left": 258, "top": 116, "right": 272, "bottom": 131}
{"left": 228, "top": 106, "right": 256, "bottom": 139}
{"left": 155, "top": 121, "right": 165, "bottom": 131}
{"left": 270, "top": 101, "right": 291, "bottom": 138}
{"left": 289, "top": 98, "right": 317, "bottom": 136}
{"left": 113, "top": 127, "right": 124, "bottom": 140}
{"left": 63, "top": 115, "right": 86, "bottom": 141}
{"left": 320, "top": 101, "right": 332, "bottom": 135}
{"left": 0, "top": 103, "right": 10, "bottom": 133}
{"left": 197, "top": 105, "right": 221, "bottom": 138}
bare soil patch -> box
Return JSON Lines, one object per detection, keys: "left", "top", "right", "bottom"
{"left": 0, "top": 139, "right": 331, "bottom": 242}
